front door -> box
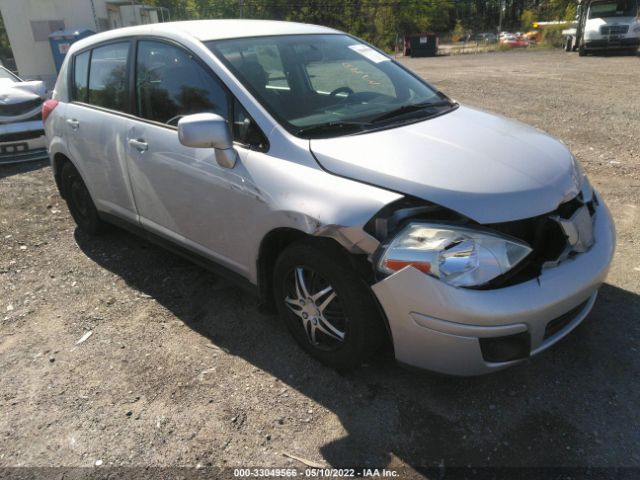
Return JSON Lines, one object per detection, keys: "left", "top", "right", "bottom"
{"left": 125, "top": 39, "right": 262, "bottom": 278}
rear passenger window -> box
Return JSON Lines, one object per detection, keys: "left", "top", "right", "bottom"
{"left": 73, "top": 51, "right": 90, "bottom": 102}
{"left": 88, "top": 42, "right": 129, "bottom": 111}
{"left": 135, "top": 40, "right": 228, "bottom": 126}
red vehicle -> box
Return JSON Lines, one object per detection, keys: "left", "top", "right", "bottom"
{"left": 500, "top": 33, "right": 529, "bottom": 47}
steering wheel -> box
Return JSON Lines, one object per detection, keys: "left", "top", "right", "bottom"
{"left": 329, "top": 86, "right": 354, "bottom": 99}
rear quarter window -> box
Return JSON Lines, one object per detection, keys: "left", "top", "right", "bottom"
{"left": 72, "top": 51, "right": 90, "bottom": 102}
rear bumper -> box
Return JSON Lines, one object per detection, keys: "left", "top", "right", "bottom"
{"left": 0, "top": 120, "right": 47, "bottom": 165}
{"left": 372, "top": 196, "right": 616, "bottom": 376}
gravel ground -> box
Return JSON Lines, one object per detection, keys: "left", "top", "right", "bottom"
{"left": 1, "top": 49, "right": 639, "bottom": 476}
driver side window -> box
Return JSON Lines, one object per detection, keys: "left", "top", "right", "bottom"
{"left": 135, "top": 40, "right": 229, "bottom": 126}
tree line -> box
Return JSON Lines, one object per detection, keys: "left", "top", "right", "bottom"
{"left": 146, "top": 0, "right": 578, "bottom": 48}
{"left": 0, "top": 1, "right": 579, "bottom": 54}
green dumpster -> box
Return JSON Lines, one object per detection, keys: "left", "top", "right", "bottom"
{"left": 406, "top": 33, "right": 438, "bottom": 57}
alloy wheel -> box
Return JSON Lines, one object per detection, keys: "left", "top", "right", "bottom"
{"left": 283, "top": 266, "right": 347, "bottom": 351}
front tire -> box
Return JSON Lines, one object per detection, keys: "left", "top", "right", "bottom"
{"left": 60, "top": 162, "right": 108, "bottom": 235}
{"left": 273, "top": 241, "right": 385, "bottom": 370}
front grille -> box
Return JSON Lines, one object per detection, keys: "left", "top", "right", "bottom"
{"left": 0, "top": 129, "right": 44, "bottom": 142}
{"left": 601, "top": 25, "right": 629, "bottom": 35}
{"left": 543, "top": 300, "right": 589, "bottom": 340}
{"left": 0, "top": 98, "right": 42, "bottom": 117}
{"left": 480, "top": 194, "right": 596, "bottom": 289}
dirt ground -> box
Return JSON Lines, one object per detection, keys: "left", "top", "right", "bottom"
{"left": 1, "top": 49, "right": 639, "bottom": 477}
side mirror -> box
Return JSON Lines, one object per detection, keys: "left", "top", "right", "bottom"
{"left": 178, "top": 113, "right": 237, "bottom": 168}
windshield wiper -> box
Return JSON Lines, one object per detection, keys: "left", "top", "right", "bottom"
{"left": 371, "top": 100, "right": 456, "bottom": 124}
{"left": 295, "top": 100, "right": 456, "bottom": 137}
{"left": 296, "top": 121, "right": 372, "bottom": 137}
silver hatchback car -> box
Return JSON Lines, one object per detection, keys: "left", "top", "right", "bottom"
{"left": 44, "top": 20, "right": 615, "bottom": 375}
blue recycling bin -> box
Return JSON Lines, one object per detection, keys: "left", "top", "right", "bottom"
{"left": 48, "top": 28, "right": 95, "bottom": 73}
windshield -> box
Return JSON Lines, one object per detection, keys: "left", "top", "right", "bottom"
{"left": 0, "top": 67, "right": 20, "bottom": 82}
{"left": 589, "top": 0, "right": 638, "bottom": 18}
{"left": 207, "top": 34, "right": 453, "bottom": 138}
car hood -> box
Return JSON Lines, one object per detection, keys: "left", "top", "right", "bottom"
{"left": 309, "top": 105, "right": 581, "bottom": 224}
{"left": 0, "top": 79, "right": 46, "bottom": 104}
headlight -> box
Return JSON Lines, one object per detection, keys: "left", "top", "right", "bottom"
{"left": 632, "top": 25, "right": 640, "bottom": 33}
{"left": 377, "top": 224, "right": 532, "bottom": 287}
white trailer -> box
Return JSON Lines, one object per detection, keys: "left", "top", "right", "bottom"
{"left": 563, "top": 0, "right": 640, "bottom": 55}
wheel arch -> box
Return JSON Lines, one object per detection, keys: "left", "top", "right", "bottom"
{"left": 256, "top": 227, "right": 377, "bottom": 312}
{"left": 264, "top": 229, "right": 394, "bottom": 364}
{"left": 51, "top": 151, "right": 97, "bottom": 204}
{"left": 52, "top": 152, "right": 72, "bottom": 198}
{"left": 257, "top": 228, "right": 311, "bottom": 311}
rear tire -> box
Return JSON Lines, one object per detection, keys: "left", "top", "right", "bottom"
{"left": 273, "top": 240, "right": 385, "bottom": 370}
{"left": 578, "top": 44, "right": 587, "bottom": 56}
{"left": 60, "top": 162, "right": 108, "bottom": 235}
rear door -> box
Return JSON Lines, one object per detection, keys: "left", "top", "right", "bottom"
{"left": 65, "top": 41, "right": 138, "bottom": 222}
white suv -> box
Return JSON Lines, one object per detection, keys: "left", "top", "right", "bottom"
{"left": 44, "top": 20, "right": 615, "bottom": 375}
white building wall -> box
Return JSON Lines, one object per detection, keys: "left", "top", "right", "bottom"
{"left": 0, "top": 0, "right": 120, "bottom": 86}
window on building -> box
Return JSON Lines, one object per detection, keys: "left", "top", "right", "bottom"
{"left": 88, "top": 42, "right": 130, "bottom": 112}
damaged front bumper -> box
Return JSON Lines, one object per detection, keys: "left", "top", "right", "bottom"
{"left": 371, "top": 198, "right": 616, "bottom": 376}
{"left": 0, "top": 119, "right": 47, "bottom": 165}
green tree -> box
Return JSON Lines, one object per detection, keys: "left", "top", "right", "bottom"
{"left": 452, "top": 19, "right": 465, "bottom": 41}
{"left": 564, "top": 3, "right": 578, "bottom": 21}
{"left": 0, "top": 11, "right": 9, "bottom": 49}
{"left": 521, "top": 8, "right": 536, "bottom": 30}
{"left": 0, "top": 9, "right": 14, "bottom": 67}
{"left": 139, "top": 0, "right": 581, "bottom": 51}
{"left": 145, "top": 0, "right": 200, "bottom": 20}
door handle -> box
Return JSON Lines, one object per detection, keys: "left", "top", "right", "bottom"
{"left": 66, "top": 118, "right": 80, "bottom": 130}
{"left": 128, "top": 138, "right": 148, "bottom": 153}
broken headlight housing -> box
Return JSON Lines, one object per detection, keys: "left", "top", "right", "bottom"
{"left": 377, "top": 223, "right": 532, "bottom": 287}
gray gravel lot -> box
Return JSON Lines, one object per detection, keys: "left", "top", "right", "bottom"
{"left": 0, "top": 49, "right": 639, "bottom": 475}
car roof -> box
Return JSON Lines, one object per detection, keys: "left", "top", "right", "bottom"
{"left": 71, "top": 19, "right": 340, "bottom": 49}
